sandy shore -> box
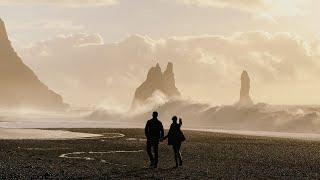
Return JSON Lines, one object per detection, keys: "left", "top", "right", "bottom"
{"left": 1, "top": 128, "right": 320, "bottom": 179}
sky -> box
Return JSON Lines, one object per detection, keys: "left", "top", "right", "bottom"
{"left": 0, "top": 0, "right": 320, "bottom": 108}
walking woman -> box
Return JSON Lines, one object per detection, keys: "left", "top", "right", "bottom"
{"left": 162, "top": 116, "right": 185, "bottom": 168}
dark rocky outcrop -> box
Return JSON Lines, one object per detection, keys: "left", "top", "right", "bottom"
{"left": 236, "top": 70, "right": 253, "bottom": 106}
{"left": 0, "top": 18, "right": 68, "bottom": 110}
{"left": 162, "top": 62, "right": 180, "bottom": 96}
{"left": 131, "top": 62, "right": 180, "bottom": 108}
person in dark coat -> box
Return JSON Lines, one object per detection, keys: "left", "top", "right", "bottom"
{"left": 144, "top": 111, "right": 164, "bottom": 168}
{"left": 162, "top": 116, "right": 185, "bottom": 168}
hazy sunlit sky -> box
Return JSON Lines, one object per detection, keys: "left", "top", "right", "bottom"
{"left": 1, "top": 0, "right": 319, "bottom": 46}
{"left": 1, "top": 0, "right": 320, "bottom": 108}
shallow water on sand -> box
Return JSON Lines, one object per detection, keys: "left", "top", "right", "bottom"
{"left": 0, "top": 129, "right": 102, "bottom": 140}
{"left": 2, "top": 110, "right": 320, "bottom": 141}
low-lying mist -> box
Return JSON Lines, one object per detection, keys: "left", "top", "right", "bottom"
{"left": 1, "top": 96, "right": 320, "bottom": 135}
{"left": 89, "top": 97, "right": 320, "bottom": 133}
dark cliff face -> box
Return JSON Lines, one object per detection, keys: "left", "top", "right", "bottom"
{"left": 0, "top": 19, "right": 9, "bottom": 43}
{"left": 237, "top": 70, "right": 253, "bottom": 106}
{"left": 0, "top": 18, "right": 68, "bottom": 111}
{"left": 132, "top": 62, "right": 181, "bottom": 108}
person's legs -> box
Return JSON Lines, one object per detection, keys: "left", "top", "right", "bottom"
{"left": 173, "top": 143, "right": 182, "bottom": 167}
{"left": 177, "top": 143, "right": 182, "bottom": 166}
{"left": 146, "top": 141, "right": 154, "bottom": 166}
{"left": 153, "top": 143, "right": 159, "bottom": 167}
{"left": 173, "top": 145, "right": 179, "bottom": 167}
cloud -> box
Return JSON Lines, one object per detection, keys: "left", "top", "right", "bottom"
{"left": 22, "top": 33, "right": 103, "bottom": 56}
{"left": 174, "top": 0, "right": 313, "bottom": 17}
{"left": 0, "top": 0, "right": 118, "bottom": 6}
{"left": 253, "top": 13, "right": 277, "bottom": 24}
{"left": 175, "top": 0, "right": 268, "bottom": 10}
{"left": 10, "top": 20, "right": 84, "bottom": 31}
{"left": 19, "top": 32, "right": 320, "bottom": 108}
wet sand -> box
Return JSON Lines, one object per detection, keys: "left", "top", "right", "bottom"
{"left": 0, "top": 129, "right": 102, "bottom": 140}
{"left": 1, "top": 128, "right": 320, "bottom": 179}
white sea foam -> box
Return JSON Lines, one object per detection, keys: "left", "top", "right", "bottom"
{"left": 60, "top": 150, "right": 144, "bottom": 166}
{"left": 2, "top": 102, "right": 320, "bottom": 141}
{"left": 188, "top": 128, "right": 320, "bottom": 141}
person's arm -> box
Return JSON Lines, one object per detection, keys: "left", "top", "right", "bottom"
{"left": 163, "top": 135, "right": 168, "bottom": 140}
{"left": 179, "top": 118, "right": 183, "bottom": 127}
{"left": 163, "top": 124, "right": 173, "bottom": 140}
{"left": 160, "top": 122, "right": 164, "bottom": 139}
{"left": 144, "top": 122, "right": 149, "bottom": 139}
{"left": 162, "top": 132, "right": 168, "bottom": 140}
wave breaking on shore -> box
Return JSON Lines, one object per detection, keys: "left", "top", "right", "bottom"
{"left": 89, "top": 98, "right": 320, "bottom": 134}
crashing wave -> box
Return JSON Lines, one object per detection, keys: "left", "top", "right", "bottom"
{"left": 88, "top": 98, "right": 320, "bottom": 133}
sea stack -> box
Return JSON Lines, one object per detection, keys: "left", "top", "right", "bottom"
{"left": 0, "top": 18, "right": 68, "bottom": 110}
{"left": 132, "top": 62, "right": 180, "bottom": 108}
{"left": 162, "top": 62, "right": 180, "bottom": 96}
{"left": 236, "top": 70, "right": 253, "bottom": 106}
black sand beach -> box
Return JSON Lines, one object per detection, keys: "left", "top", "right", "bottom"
{"left": 1, "top": 128, "right": 320, "bottom": 179}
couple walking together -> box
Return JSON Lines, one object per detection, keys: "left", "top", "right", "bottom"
{"left": 144, "top": 111, "right": 185, "bottom": 168}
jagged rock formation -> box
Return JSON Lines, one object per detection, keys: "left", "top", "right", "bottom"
{"left": 132, "top": 62, "right": 180, "bottom": 108}
{"left": 162, "top": 62, "right": 180, "bottom": 96}
{"left": 0, "top": 18, "right": 68, "bottom": 110}
{"left": 236, "top": 70, "right": 253, "bottom": 106}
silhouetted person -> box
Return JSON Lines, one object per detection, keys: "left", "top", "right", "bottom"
{"left": 163, "top": 116, "right": 185, "bottom": 168}
{"left": 145, "top": 111, "right": 164, "bottom": 168}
